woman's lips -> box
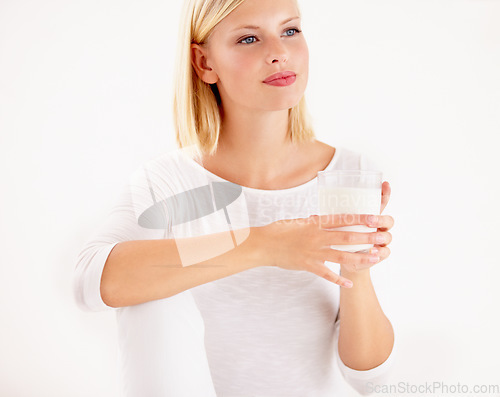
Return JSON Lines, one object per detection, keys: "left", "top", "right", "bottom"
{"left": 263, "top": 71, "right": 297, "bottom": 86}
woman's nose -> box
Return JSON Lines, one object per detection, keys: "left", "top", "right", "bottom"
{"left": 265, "top": 38, "right": 288, "bottom": 64}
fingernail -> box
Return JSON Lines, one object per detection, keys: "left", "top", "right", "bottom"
{"left": 370, "top": 247, "right": 379, "bottom": 255}
{"left": 370, "top": 255, "right": 380, "bottom": 263}
{"left": 376, "top": 234, "right": 385, "bottom": 244}
{"left": 343, "top": 280, "right": 353, "bottom": 288}
{"left": 368, "top": 215, "right": 378, "bottom": 226}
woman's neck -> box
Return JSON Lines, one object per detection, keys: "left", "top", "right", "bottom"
{"left": 213, "top": 108, "right": 298, "bottom": 185}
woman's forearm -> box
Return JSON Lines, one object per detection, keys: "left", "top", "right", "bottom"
{"left": 100, "top": 228, "right": 262, "bottom": 308}
{"left": 337, "top": 268, "right": 394, "bottom": 370}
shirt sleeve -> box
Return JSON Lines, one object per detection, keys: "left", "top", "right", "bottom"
{"left": 333, "top": 316, "right": 398, "bottom": 395}
{"left": 72, "top": 165, "right": 168, "bottom": 312}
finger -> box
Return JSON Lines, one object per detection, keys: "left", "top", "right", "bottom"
{"left": 373, "top": 231, "right": 392, "bottom": 246}
{"left": 339, "top": 245, "right": 391, "bottom": 274}
{"left": 372, "top": 245, "right": 391, "bottom": 262}
{"left": 377, "top": 215, "right": 394, "bottom": 232}
{"left": 325, "top": 248, "right": 381, "bottom": 271}
{"left": 365, "top": 214, "right": 394, "bottom": 231}
{"left": 316, "top": 214, "right": 394, "bottom": 232}
{"left": 380, "top": 181, "right": 391, "bottom": 214}
{"left": 323, "top": 230, "right": 392, "bottom": 247}
{"left": 309, "top": 264, "right": 353, "bottom": 288}
{"left": 315, "top": 213, "right": 381, "bottom": 229}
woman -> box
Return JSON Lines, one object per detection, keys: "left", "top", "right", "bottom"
{"left": 74, "top": 0, "right": 396, "bottom": 395}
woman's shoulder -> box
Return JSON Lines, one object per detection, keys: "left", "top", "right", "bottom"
{"left": 125, "top": 146, "right": 198, "bottom": 190}
{"left": 307, "top": 139, "right": 337, "bottom": 170}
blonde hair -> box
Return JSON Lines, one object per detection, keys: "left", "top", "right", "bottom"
{"left": 172, "top": 0, "right": 316, "bottom": 159}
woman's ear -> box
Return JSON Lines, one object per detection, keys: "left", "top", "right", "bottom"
{"left": 191, "top": 44, "right": 218, "bottom": 84}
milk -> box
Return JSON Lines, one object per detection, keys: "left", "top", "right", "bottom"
{"left": 318, "top": 186, "right": 381, "bottom": 252}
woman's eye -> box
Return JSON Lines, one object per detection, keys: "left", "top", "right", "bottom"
{"left": 239, "top": 36, "right": 257, "bottom": 44}
{"left": 284, "top": 28, "right": 301, "bottom": 37}
{"left": 238, "top": 28, "right": 301, "bottom": 45}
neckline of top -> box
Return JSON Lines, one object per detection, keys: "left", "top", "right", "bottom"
{"left": 180, "top": 146, "right": 341, "bottom": 195}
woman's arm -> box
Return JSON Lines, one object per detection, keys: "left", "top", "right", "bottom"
{"left": 337, "top": 181, "right": 395, "bottom": 370}
{"left": 73, "top": 177, "right": 266, "bottom": 311}
{"left": 100, "top": 229, "right": 262, "bottom": 308}
{"left": 337, "top": 268, "right": 394, "bottom": 370}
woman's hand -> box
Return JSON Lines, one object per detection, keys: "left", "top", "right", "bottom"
{"left": 250, "top": 212, "right": 393, "bottom": 287}
{"left": 249, "top": 181, "right": 394, "bottom": 287}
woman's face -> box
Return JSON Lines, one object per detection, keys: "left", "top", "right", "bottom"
{"left": 193, "top": 0, "right": 309, "bottom": 113}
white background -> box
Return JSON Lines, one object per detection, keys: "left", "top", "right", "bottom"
{"left": 1, "top": 0, "right": 499, "bottom": 396}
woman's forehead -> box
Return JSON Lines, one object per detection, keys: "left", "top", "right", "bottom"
{"left": 215, "top": 0, "right": 300, "bottom": 32}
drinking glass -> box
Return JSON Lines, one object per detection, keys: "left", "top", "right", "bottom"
{"left": 317, "top": 170, "right": 382, "bottom": 253}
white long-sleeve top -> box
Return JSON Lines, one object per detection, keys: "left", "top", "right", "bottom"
{"left": 73, "top": 144, "right": 397, "bottom": 397}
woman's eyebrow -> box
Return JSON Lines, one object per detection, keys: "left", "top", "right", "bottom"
{"left": 231, "top": 16, "right": 300, "bottom": 32}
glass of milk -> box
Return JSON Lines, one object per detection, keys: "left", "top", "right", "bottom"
{"left": 317, "top": 170, "right": 382, "bottom": 253}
